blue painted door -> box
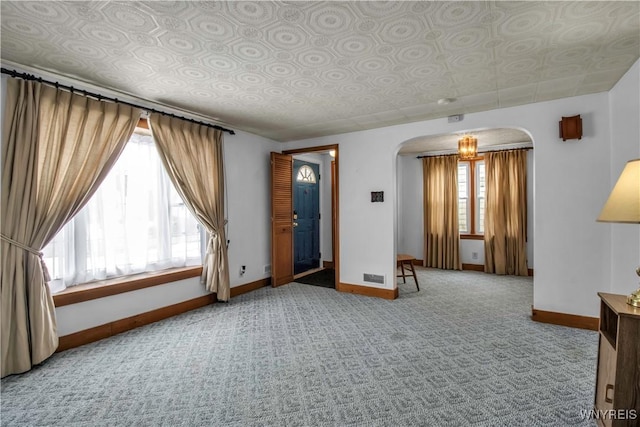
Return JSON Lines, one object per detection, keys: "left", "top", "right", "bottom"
{"left": 293, "top": 160, "right": 320, "bottom": 275}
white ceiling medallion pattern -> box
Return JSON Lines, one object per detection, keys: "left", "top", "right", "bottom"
{"left": 1, "top": 1, "right": 639, "bottom": 142}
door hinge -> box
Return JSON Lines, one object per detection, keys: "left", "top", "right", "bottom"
{"left": 319, "top": 252, "right": 321, "bottom": 258}
{"left": 318, "top": 213, "right": 321, "bottom": 219}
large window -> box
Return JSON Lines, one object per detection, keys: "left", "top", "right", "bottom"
{"left": 43, "top": 128, "right": 202, "bottom": 293}
{"left": 458, "top": 158, "right": 485, "bottom": 236}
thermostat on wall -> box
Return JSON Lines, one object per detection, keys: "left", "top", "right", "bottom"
{"left": 371, "top": 191, "right": 384, "bottom": 202}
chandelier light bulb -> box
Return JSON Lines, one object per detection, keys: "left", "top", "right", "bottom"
{"left": 458, "top": 135, "right": 478, "bottom": 159}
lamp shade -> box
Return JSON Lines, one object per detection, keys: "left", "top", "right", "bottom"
{"left": 597, "top": 159, "right": 640, "bottom": 223}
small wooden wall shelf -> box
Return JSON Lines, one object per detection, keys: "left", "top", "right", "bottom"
{"left": 559, "top": 115, "right": 582, "bottom": 141}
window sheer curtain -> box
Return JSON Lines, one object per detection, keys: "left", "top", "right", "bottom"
{"left": 1, "top": 78, "right": 140, "bottom": 377}
{"left": 484, "top": 150, "right": 528, "bottom": 276}
{"left": 422, "top": 155, "right": 461, "bottom": 270}
{"left": 44, "top": 131, "right": 202, "bottom": 292}
{"left": 149, "top": 114, "right": 230, "bottom": 301}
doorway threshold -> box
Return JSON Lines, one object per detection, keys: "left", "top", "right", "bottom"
{"left": 294, "top": 267, "right": 325, "bottom": 280}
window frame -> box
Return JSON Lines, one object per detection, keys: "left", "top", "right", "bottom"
{"left": 457, "top": 162, "right": 470, "bottom": 235}
{"left": 52, "top": 266, "right": 202, "bottom": 307}
{"left": 45, "top": 117, "right": 205, "bottom": 297}
{"left": 459, "top": 156, "right": 485, "bottom": 240}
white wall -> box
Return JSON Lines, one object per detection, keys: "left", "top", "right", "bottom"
{"left": 608, "top": 59, "right": 640, "bottom": 295}
{"left": 397, "top": 150, "right": 534, "bottom": 269}
{"left": 526, "top": 150, "right": 534, "bottom": 270}
{"left": 322, "top": 154, "right": 333, "bottom": 262}
{"left": 337, "top": 133, "right": 399, "bottom": 288}
{"left": 285, "top": 86, "right": 635, "bottom": 317}
{"left": 55, "top": 277, "right": 208, "bottom": 336}
{"left": 226, "top": 131, "right": 281, "bottom": 284}
{"left": 396, "top": 155, "right": 423, "bottom": 260}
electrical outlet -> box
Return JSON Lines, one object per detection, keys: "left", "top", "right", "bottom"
{"left": 264, "top": 264, "right": 271, "bottom": 274}
{"left": 240, "top": 265, "right": 246, "bottom": 276}
{"left": 472, "top": 252, "right": 478, "bottom": 260}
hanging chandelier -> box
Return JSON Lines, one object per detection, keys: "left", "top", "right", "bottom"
{"left": 458, "top": 135, "right": 478, "bottom": 159}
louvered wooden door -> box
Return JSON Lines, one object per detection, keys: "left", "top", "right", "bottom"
{"left": 271, "top": 152, "right": 294, "bottom": 286}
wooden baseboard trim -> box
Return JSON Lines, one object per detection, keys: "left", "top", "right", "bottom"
{"left": 230, "top": 277, "right": 270, "bottom": 298}
{"left": 461, "top": 264, "right": 535, "bottom": 277}
{"left": 58, "top": 277, "right": 271, "bottom": 352}
{"left": 531, "top": 308, "right": 598, "bottom": 331}
{"left": 462, "top": 263, "right": 485, "bottom": 272}
{"left": 322, "top": 261, "right": 335, "bottom": 269}
{"left": 337, "top": 282, "right": 398, "bottom": 300}
{"left": 412, "top": 259, "right": 423, "bottom": 266}
{"left": 57, "top": 293, "right": 216, "bottom": 352}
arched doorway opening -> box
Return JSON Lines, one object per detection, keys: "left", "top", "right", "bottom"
{"left": 394, "top": 127, "right": 534, "bottom": 292}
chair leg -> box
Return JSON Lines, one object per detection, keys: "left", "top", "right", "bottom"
{"left": 410, "top": 263, "right": 419, "bottom": 291}
{"left": 400, "top": 262, "right": 406, "bottom": 283}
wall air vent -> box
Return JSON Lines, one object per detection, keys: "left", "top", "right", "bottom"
{"left": 363, "top": 273, "right": 385, "bottom": 284}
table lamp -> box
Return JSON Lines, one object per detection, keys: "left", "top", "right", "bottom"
{"left": 597, "top": 158, "right": 640, "bottom": 307}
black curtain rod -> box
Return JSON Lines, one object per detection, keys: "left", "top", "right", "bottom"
{"left": 416, "top": 146, "right": 532, "bottom": 159}
{"left": 1, "top": 67, "right": 235, "bottom": 135}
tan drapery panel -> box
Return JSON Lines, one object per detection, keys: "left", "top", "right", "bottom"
{"left": 148, "top": 114, "right": 230, "bottom": 301}
{"left": 484, "top": 150, "right": 528, "bottom": 276}
{"left": 1, "top": 78, "right": 140, "bottom": 377}
{"left": 422, "top": 155, "right": 461, "bottom": 270}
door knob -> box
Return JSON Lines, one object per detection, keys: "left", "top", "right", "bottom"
{"left": 293, "top": 222, "right": 299, "bottom": 227}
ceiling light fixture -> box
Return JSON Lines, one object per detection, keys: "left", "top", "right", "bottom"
{"left": 458, "top": 135, "right": 478, "bottom": 159}
{"left": 437, "top": 98, "right": 456, "bottom": 105}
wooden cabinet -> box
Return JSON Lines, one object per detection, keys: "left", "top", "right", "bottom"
{"left": 594, "top": 293, "right": 640, "bottom": 427}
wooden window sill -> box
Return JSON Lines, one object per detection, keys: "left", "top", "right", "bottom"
{"left": 53, "top": 266, "right": 203, "bottom": 307}
{"left": 460, "top": 234, "right": 484, "bottom": 240}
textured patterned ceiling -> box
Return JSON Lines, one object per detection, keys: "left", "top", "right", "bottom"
{"left": 1, "top": 1, "right": 639, "bottom": 142}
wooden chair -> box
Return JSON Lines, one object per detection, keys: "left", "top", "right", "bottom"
{"left": 397, "top": 254, "right": 419, "bottom": 291}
